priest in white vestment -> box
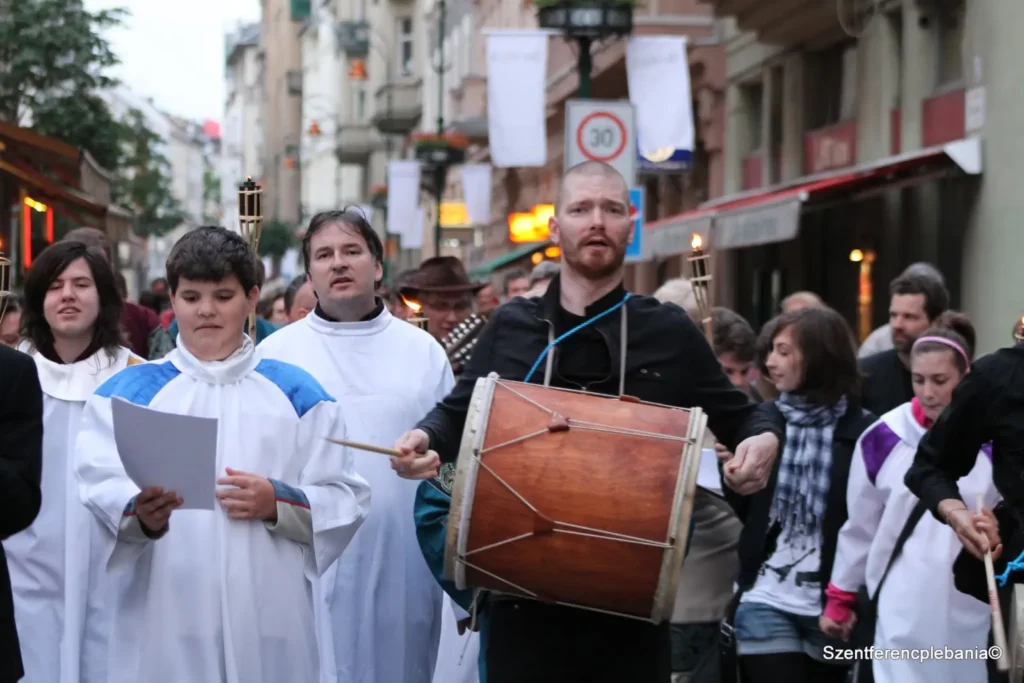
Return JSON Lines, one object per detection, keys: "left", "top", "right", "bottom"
{"left": 4, "top": 241, "right": 141, "bottom": 683}
{"left": 73, "top": 227, "right": 371, "bottom": 683}
{"left": 259, "top": 209, "right": 454, "bottom": 683}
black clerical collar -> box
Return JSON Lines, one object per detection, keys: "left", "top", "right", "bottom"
{"left": 315, "top": 297, "right": 384, "bottom": 323}
{"left": 39, "top": 334, "right": 104, "bottom": 365}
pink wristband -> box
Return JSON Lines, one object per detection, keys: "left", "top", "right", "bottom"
{"left": 823, "top": 583, "right": 858, "bottom": 623}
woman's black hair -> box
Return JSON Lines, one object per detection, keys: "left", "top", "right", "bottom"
{"left": 20, "top": 241, "right": 123, "bottom": 359}
{"left": 768, "top": 307, "right": 861, "bottom": 406}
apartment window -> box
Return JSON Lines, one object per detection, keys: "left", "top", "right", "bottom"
{"left": 935, "top": 1, "right": 965, "bottom": 88}
{"left": 804, "top": 41, "right": 857, "bottom": 130}
{"left": 398, "top": 17, "right": 413, "bottom": 75}
{"left": 739, "top": 81, "right": 763, "bottom": 155}
{"left": 888, "top": 9, "right": 903, "bottom": 108}
{"left": 357, "top": 87, "right": 366, "bottom": 120}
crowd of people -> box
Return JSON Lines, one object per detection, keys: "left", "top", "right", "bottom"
{"left": 0, "top": 160, "right": 1019, "bottom": 683}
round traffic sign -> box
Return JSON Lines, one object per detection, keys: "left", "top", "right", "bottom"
{"left": 576, "top": 111, "right": 628, "bottom": 163}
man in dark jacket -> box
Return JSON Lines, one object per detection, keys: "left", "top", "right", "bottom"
{"left": 394, "top": 161, "right": 784, "bottom": 683}
{"left": 859, "top": 266, "right": 948, "bottom": 416}
{"left": 0, "top": 344, "right": 44, "bottom": 683}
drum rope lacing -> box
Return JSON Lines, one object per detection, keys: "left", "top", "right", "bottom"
{"left": 456, "top": 380, "right": 696, "bottom": 605}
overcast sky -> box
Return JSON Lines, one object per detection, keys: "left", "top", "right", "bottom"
{"left": 84, "top": 0, "right": 261, "bottom": 123}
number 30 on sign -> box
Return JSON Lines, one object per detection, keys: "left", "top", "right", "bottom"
{"left": 565, "top": 99, "right": 637, "bottom": 186}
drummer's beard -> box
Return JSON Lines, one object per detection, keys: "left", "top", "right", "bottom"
{"left": 563, "top": 229, "right": 628, "bottom": 281}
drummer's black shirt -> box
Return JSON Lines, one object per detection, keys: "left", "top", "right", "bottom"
{"left": 548, "top": 290, "right": 615, "bottom": 390}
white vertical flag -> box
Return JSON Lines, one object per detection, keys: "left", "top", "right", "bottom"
{"left": 387, "top": 160, "right": 421, "bottom": 247}
{"left": 460, "top": 164, "right": 492, "bottom": 226}
{"left": 625, "top": 36, "right": 695, "bottom": 158}
{"left": 486, "top": 30, "right": 548, "bottom": 167}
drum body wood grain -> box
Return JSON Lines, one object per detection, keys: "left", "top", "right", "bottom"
{"left": 443, "top": 373, "right": 707, "bottom": 623}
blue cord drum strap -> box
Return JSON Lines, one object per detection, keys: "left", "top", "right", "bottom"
{"left": 522, "top": 292, "right": 632, "bottom": 385}
{"left": 996, "top": 547, "right": 1024, "bottom": 586}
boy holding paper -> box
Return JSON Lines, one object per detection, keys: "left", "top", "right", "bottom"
{"left": 74, "top": 226, "right": 371, "bottom": 683}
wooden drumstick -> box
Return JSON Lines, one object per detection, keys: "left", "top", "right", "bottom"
{"left": 325, "top": 437, "right": 403, "bottom": 458}
{"left": 977, "top": 493, "right": 1011, "bottom": 671}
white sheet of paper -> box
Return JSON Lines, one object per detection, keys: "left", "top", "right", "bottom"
{"left": 696, "top": 448, "right": 723, "bottom": 495}
{"left": 111, "top": 397, "right": 218, "bottom": 510}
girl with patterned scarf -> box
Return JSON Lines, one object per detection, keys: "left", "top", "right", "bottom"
{"left": 724, "top": 307, "right": 876, "bottom": 683}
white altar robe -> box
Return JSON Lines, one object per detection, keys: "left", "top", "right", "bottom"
{"left": 259, "top": 307, "right": 455, "bottom": 683}
{"left": 831, "top": 401, "right": 999, "bottom": 683}
{"left": 73, "top": 338, "right": 371, "bottom": 683}
{"left": 431, "top": 596, "right": 480, "bottom": 683}
{"left": 4, "top": 343, "right": 138, "bottom": 683}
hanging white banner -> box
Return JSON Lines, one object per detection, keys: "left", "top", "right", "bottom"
{"left": 625, "top": 36, "right": 695, "bottom": 159}
{"left": 486, "top": 30, "right": 548, "bottom": 168}
{"left": 460, "top": 164, "right": 492, "bottom": 226}
{"left": 386, "top": 160, "right": 421, "bottom": 248}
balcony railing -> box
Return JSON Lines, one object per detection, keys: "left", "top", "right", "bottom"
{"left": 373, "top": 78, "right": 423, "bottom": 135}
{"left": 336, "top": 119, "right": 382, "bottom": 164}
{"left": 336, "top": 21, "right": 369, "bottom": 58}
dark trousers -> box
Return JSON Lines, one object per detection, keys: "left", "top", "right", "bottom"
{"left": 485, "top": 599, "right": 672, "bottom": 683}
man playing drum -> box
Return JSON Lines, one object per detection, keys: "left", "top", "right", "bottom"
{"left": 393, "top": 160, "right": 784, "bottom": 683}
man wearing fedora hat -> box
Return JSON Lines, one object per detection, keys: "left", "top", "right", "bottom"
{"left": 400, "top": 257, "right": 487, "bottom": 343}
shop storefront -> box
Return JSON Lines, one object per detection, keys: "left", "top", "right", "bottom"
{"left": 649, "top": 137, "right": 982, "bottom": 332}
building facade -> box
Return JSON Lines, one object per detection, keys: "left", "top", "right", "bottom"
{"left": 649, "top": 0, "right": 1018, "bottom": 351}
{"left": 260, "top": 0, "right": 303, "bottom": 226}
{"left": 223, "top": 22, "right": 264, "bottom": 233}
{"left": 101, "top": 86, "right": 210, "bottom": 288}
{"left": 147, "top": 116, "right": 219, "bottom": 279}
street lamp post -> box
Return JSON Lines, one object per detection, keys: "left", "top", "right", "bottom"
{"left": 431, "top": 0, "right": 448, "bottom": 257}
{"left": 535, "top": 2, "right": 633, "bottom": 100}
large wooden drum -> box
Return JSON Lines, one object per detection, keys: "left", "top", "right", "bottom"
{"left": 443, "top": 372, "right": 708, "bottom": 623}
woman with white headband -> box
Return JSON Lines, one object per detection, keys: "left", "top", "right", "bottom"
{"left": 819, "top": 311, "right": 1001, "bottom": 683}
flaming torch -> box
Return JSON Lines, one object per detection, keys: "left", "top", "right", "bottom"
{"left": 686, "top": 232, "right": 714, "bottom": 342}
{"left": 0, "top": 250, "right": 11, "bottom": 322}
{"left": 400, "top": 295, "right": 429, "bottom": 332}
{"left": 238, "top": 177, "right": 264, "bottom": 339}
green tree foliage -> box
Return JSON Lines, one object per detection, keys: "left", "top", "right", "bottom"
{"left": 258, "top": 219, "right": 297, "bottom": 260}
{"left": 116, "top": 109, "right": 186, "bottom": 238}
{"left": 258, "top": 219, "right": 297, "bottom": 275}
{"left": 0, "top": 0, "right": 127, "bottom": 124}
{"left": 31, "top": 93, "right": 127, "bottom": 171}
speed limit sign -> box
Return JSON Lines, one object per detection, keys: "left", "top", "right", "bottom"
{"left": 565, "top": 99, "right": 636, "bottom": 185}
